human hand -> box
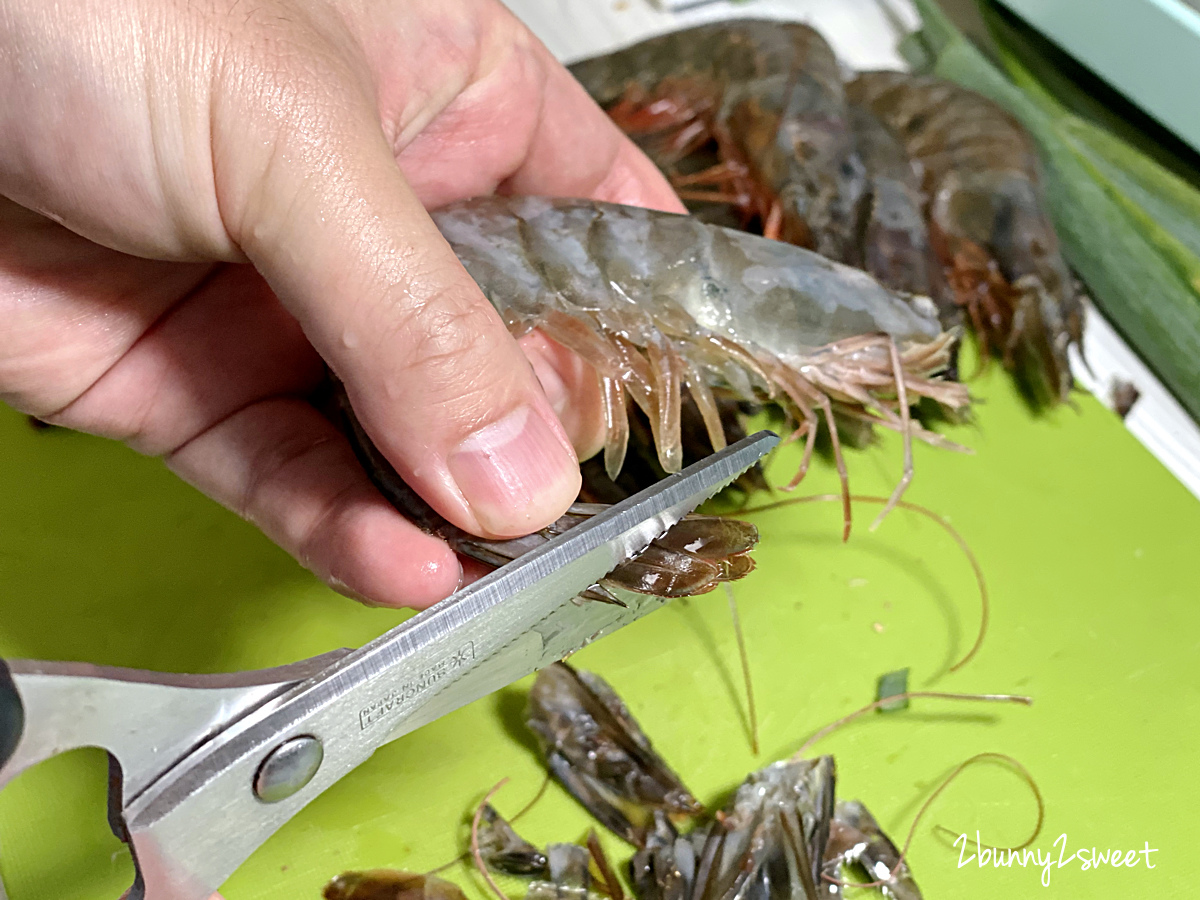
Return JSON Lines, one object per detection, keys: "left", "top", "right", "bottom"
{"left": 0, "top": 0, "right": 684, "bottom": 608}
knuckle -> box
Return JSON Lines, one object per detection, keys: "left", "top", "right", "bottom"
{"left": 294, "top": 481, "right": 360, "bottom": 576}
{"left": 371, "top": 280, "right": 516, "bottom": 417}
{"left": 235, "top": 424, "right": 344, "bottom": 540}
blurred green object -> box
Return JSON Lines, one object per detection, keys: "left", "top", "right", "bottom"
{"left": 906, "top": 0, "right": 1200, "bottom": 424}
{"left": 1, "top": 349, "right": 1198, "bottom": 897}
{"left": 876, "top": 668, "right": 911, "bottom": 712}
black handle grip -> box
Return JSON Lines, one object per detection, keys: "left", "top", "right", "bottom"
{"left": 0, "top": 659, "right": 24, "bottom": 769}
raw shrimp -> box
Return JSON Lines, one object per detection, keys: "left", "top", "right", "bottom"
{"left": 848, "top": 102, "right": 953, "bottom": 328}
{"left": 568, "top": 20, "right": 866, "bottom": 260}
{"left": 431, "top": 196, "right": 969, "bottom": 532}
{"left": 847, "top": 72, "right": 1083, "bottom": 406}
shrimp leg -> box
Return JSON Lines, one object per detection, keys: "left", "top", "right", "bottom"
{"left": 871, "top": 337, "right": 913, "bottom": 531}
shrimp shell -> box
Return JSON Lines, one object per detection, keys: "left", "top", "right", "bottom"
{"left": 524, "top": 665, "right": 924, "bottom": 900}
{"left": 823, "top": 800, "right": 922, "bottom": 900}
{"left": 848, "top": 102, "right": 954, "bottom": 326}
{"left": 527, "top": 844, "right": 605, "bottom": 900}
{"left": 477, "top": 805, "right": 548, "bottom": 876}
{"left": 569, "top": 20, "right": 867, "bottom": 261}
{"left": 847, "top": 71, "right": 1083, "bottom": 405}
{"left": 432, "top": 195, "right": 968, "bottom": 526}
{"left": 526, "top": 662, "right": 702, "bottom": 848}
{"left": 691, "top": 757, "right": 837, "bottom": 900}
{"left": 323, "top": 871, "right": 467, "bottom": 900}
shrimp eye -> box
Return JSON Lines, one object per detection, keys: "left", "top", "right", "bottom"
{"left": 702, "top": 279, "right": 722, "bottom": 300}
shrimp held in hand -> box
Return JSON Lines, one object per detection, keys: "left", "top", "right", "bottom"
{"left": 431, "top": 196, "right": 969, "bottom": 534}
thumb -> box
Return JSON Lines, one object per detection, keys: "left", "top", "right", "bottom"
{"left": 217, "top": 77, "right": 581, "bottom": 539}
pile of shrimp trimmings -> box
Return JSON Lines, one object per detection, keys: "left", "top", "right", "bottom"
{"left": 324, "top": 663, "right": 1040, "bottom": 900}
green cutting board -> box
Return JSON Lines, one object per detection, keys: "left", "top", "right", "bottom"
{"left": 1, "top": 363, "right": 1196, "bottom": 899}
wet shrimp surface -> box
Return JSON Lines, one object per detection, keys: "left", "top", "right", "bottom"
{"left": 433, "top": 196, "right": 944, "bottom": 361}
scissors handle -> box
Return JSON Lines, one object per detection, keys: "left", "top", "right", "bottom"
{"left": 0, "top": 433, "right": 777, "bottom": 900}
{"left": 0, "top": 652, "right": 351, "bottom": 809}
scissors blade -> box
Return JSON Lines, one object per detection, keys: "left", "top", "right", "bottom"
{"left": 372, "top": 430, "right": 778, "bottom": 746}
{"left": 121, "top": 431, "right": 777, "bottom": 900}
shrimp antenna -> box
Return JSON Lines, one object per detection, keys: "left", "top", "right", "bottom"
{"left": 725, "top": 584, "right": 759, "bottom": 755}
{"left": 586, "top": 830, "right": 626, "bottom": 900}
{"left": 822, "top": 752, "right": 1044, "bottom": 891}
{"left": 470, "top": 778, "right": 513, "bottom": 900}
{"left": 426, "top": 774, "right": 550, "bottom": 877}
{"left": 735, "top": 493, "right": 988, "bottom": 672}
{"left": 790, "top": 691, "right": 1032, "bottom": 761}
{"left": 509, "top": 773, "right": 551, "bottom": 825}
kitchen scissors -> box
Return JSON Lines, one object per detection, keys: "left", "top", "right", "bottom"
{"left": 0, "top": 431, "right": 777, "bottom": 900}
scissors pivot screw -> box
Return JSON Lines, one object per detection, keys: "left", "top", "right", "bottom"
{"left": 253, "top": 735, "right": 324, "bottom": 803}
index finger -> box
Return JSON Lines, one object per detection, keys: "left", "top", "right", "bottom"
{"left": 391, "top": 37, "right": 686, "bottom": 214}
{"left": 501, "top": 45, "right": 687, "bottom": 212}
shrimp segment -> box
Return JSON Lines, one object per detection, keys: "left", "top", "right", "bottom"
{"left": 432, "top": 196, "right": 968, "bottom": 529}
{"left": 847, "top": 72, "right": 1083, "bottom": 406}
{"left": 569, "top": 21, "right": 867, "bottom": 261}
{"left": 848, "top": 102, "right": 956, "bottom": 324}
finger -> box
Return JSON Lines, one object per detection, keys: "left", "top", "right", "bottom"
{"left": 51, "top": 265, "right": 324, "bottom": 454}
{"left": 393, "top": 40, "right": 686, "bottom": 216}
{"left": 168, "top": 397, "right": 462, "bottom": 609}
{"left": 499, "top": 49, "right": 688, "bottom": 214}
{"left": 518, "top": 330, "right": 605, "bottom": 462}
{"left": 217, "top": 68, "right": 581, "bottom": 541}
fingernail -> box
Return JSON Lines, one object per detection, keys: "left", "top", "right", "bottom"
{"left": 448, "top": 405, "right": 579, "bottom": 536}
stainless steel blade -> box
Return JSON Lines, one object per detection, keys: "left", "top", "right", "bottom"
{"left": 121, "top": 431, "right": 777, "bottom": 900}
